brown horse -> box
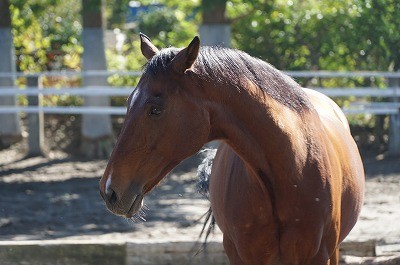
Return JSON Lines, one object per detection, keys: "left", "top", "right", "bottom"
{"left": 99, "top": 34, "right": 365, "bottom": 265}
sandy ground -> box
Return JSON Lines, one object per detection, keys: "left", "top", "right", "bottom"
{"left": 0, "top": 143, "right": 217, "bottom": 243}
{"left": 0, "top": 142, "right": 399, "bottom": 256}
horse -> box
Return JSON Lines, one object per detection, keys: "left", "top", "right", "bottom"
{"left": 99, "top": 33, "right": 365, "bottom": 265}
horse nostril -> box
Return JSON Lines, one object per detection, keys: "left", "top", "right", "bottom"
{"left": 109, "top": 189, "right": 118, "bottom": 205}
{"left": 105, "top": 188, "right": 118, "bottom": 206}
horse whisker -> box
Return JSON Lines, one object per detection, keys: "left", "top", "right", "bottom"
{"left": 128, "top": 205, "right": 149, "bottom": 224}
{"left": 139, "top": 215, "right": 146, "bottom": 222}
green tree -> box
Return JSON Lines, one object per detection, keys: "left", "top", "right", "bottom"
{"left": 137, "top": 6, "right": 197, "bottom": 47}
{"left": 106, "top": 0, "right": 130, "bottom": 28}
{"left": 10, "top": 0, "right": 82, "bottom": 71}
{"left": 229, "top": 0, "right": 400, "bottom": 73}
{"left": 10, "top": 0, "right": 51, "bottom": 71}
{"left": 350, "top": 0, "right": 400, "bottom": 71}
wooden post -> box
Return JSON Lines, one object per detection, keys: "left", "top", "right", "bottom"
{"left": 26, "top": 75, "right": 44, "bottom": 156}
{"left": 388, "top": 76, "right": 400, "bottom": 156}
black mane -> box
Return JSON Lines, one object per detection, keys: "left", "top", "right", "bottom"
{"left": 144, "top": 46, "right": 312, "bottom": 111}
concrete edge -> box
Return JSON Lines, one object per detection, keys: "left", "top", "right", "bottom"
{"left": 0, "top": 239, "right": 228, "bottom": 265}
{"left": 0, "top": 239, "right": 399, "bottom": 265}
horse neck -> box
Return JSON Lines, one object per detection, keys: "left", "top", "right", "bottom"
{"left": 204, "top": 78, "right": 312, "bottom": 181}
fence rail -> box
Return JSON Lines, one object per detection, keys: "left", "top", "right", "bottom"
{"left": 0, "top": 71, "right": 398, "bottom": 115}
{"left": 1, "top": 86, "right": 399, "bottom": 97}
{"left": 2, "top": 70, "right": 400, "bottom": 78}
{"left": 0, "top": 70, "right": 142, "bottom": 78}
{"left": 0, "top": 106, "right": 127, "bottom": 115}
{"left": 1, "top": 84, "right": 399, "bottom": 115}
{"left": 1, "top": 70, "right": 399, "bottom": 155}
{"left": 286, "top": 71, "right": 400, "bottom": 78}
{"left": 0, "top": 87, "right": 399, "bottom": 115}
{"left": 0, "top": 103, "right": 397, "bottom": 115}
{"left": 0, "top": 87, "right": 133, "bottom": 96}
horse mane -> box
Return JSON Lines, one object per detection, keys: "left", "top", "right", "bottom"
{"left": 144, "top": 45, "right": 312, "bottom": 111}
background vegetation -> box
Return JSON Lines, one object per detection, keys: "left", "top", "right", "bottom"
{"left": 5, "top": 0, "right": 400, "bottom": 152}
{"left": 9, "top": 0, "right": 400, "bottom": 73}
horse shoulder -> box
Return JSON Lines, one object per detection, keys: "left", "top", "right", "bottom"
{"left": 268, "top": 88, "right": 364, "bottom": 263}
{"left": 209, "top": 143, "right": 280, "bottom": 263}
{"left": 303, "top": 87, "right": 365, "bottom": 241}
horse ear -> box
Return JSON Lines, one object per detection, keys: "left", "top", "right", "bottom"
{"left": 140, "top": 32, "right": 159, "bottom": 60}
{"left": 171, "top": 36, "right": 200, "bottom": 74}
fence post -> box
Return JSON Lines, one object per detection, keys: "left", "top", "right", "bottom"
{"left": 388, "top": 75, "right": 400, "bottom": 156}
{"left": 199, "top": 24, "right": 231, "bottom": 47}
{"left": 0, "top": 25, "right": 22, "bottom": 147}
{"left": 26, "top": 75, "right": 44, "bottom": 156}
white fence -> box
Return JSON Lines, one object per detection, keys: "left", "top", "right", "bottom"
{"left": 0, "top": 70, "right": 399, "bottom": 115}
{"left": 0, "top": 70, "right": 399, "bottom": 155}
{"left": 0, "top": 70, "right": 140, "bottom": 115}
{"left": 286, "top": 71, "right": 400, "bottom": 115}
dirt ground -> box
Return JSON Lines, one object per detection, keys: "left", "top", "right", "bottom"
{"left": 0, "top": 140, "right": 399, "bottom": 257}
{"left": 0, "top": 141, "right": 217, "bottom": 243}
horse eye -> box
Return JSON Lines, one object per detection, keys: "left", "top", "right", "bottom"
{"left": 149, "top": 106, "right": 162, "bottom": 116}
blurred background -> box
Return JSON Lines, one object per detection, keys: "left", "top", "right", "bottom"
{"left": 0, "top": 0, "right": 399, "bottom": 264}
{"left": 0, "top": 0, "right": 399, "bottom": 156}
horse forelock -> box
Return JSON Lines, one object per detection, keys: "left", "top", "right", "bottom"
{"left": 143, "top": 47, "right": 181, "bottom": 76}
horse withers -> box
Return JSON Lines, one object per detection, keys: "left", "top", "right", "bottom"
{"left": 99, "top": 34, "right": 365, "bottom": 265}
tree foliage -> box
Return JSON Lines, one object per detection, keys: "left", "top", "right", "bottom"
{"left": 230, "top": 0, "right": 400, "bottom": 72}
{"left": 10, "top": 0, "right": 82, "bottom": 71}
{"left": 7, "top": 0, "right": 400, "bottom": 73}
{"left": 5, "top": 0, "right": 399, "bottom": 151}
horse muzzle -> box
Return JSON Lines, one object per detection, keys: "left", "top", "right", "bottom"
{"left": 100, "top": 184, "right": 144, "bottom": 218}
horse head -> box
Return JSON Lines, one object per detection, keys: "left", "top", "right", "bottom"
{"left": 99, "top": 34, "right": 210, "bottom": 218}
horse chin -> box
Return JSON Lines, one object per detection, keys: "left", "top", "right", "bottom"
{"left": 123, "top": 161, "right": 179, "bottom": 218}
{"left": 126, "top": 194, "right": 144, "bottom": 218}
